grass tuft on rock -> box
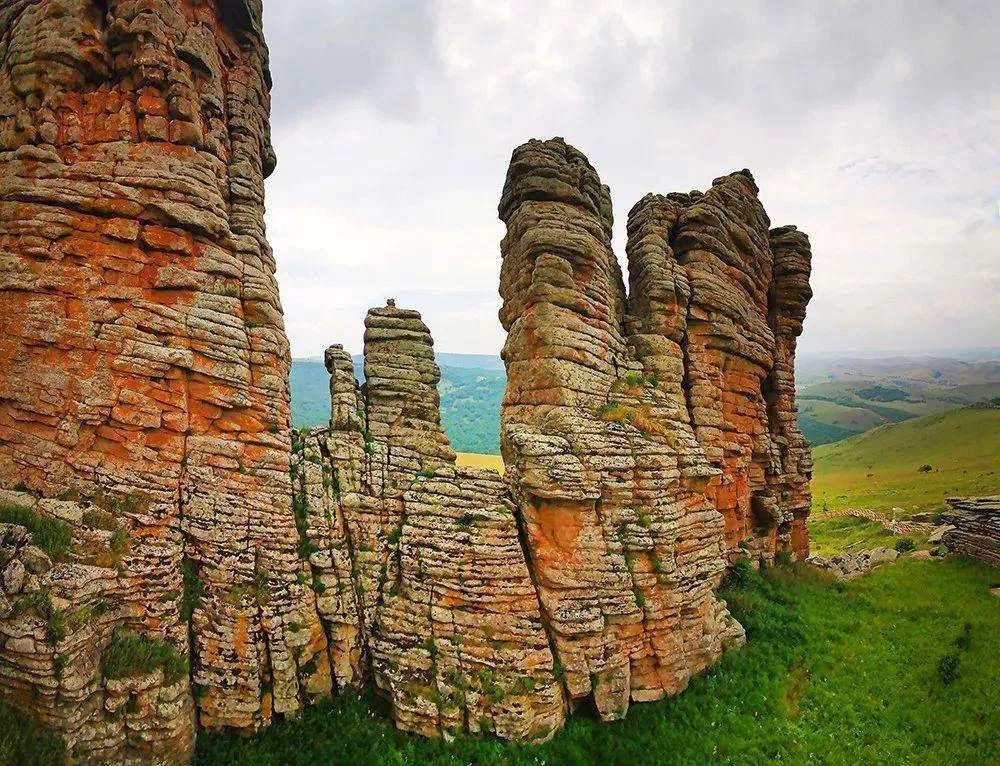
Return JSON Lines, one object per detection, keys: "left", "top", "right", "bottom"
{"left": 101, "top": 630, "right": 188, "bottom": 684}
{"left": 0, "top": 502, "right": 73, "bottom": 562}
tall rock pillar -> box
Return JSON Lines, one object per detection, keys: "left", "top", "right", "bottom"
{"left": 0, "top": 0, "right": 327, "bottom": 749}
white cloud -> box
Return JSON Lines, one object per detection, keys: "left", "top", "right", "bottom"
{"left": 262, "top": 0, "right": 1000, "bottom": 358}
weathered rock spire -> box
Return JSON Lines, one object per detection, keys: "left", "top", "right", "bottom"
{"left": 0, "top": 1, "right": 325, "bottom": 760}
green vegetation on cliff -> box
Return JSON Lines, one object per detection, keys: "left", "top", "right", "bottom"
{"left": 0, "top": 502, "right": 73, "bottom": 562}
{"left": 196, "top": 557, "right": 998, "bottom": 765}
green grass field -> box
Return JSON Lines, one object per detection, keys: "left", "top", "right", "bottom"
{"left": 807, "top": 515, "right": 900, "bottom": 557}
{"left": 195, "top": 557, "right": 999, "bottom": 765}
{"left": 811, "top": 407, "right": 1000, "bottom": 516}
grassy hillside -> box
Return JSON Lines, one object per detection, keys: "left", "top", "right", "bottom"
{"left": 796, "top": 356, "right": 1000, "bottom": 445}
{"left": 811, "top": 406, "right": 1000, "bottom": 516}
{"left": 196, "top": 557, "right": 999, "bottom": 765}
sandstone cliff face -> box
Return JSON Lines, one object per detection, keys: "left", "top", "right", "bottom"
{"left": 0, "top": 19, "right": 813, "bottom": 755}
{"left": 497, "top": 139, "right": 812, "bottom": 716}
{"left": 0, "top": 1, "right": 326, "bottom": 760}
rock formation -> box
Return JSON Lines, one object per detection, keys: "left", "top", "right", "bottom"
{"left": 941, "top": 496, "right": 1000, "bottom": 568}
{"left": 0, "top": 1, "right": 326, "bottom": 761}
{"left": 0, "top": 15, "right": 814, "bottom": 754}
{"left": 282, "top": 139, "right": 814, "bottom": 736}
{"left": 291, "top": 307, "right": 565, "bottom": 741}
{"left": 806, "top": 546, "right": 900, "bottom": 580}
{"left": 496, "top": 138, "right": 811, "bottom": 718}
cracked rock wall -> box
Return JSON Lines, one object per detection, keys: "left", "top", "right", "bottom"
{"left": 293, "top": 306, "right": 565, "bottom": 742}
{"left": 0, "top": 0, "right": 326, "bottom": 758}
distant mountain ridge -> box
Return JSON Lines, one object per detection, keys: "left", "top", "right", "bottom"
{"left": 291, "top": 351, "right": 1000, "bottom": 453}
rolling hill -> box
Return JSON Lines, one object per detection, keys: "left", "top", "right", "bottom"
{"left": 810, "top": 403, "right": 1000, "bottom": 516}
{"left": 796, "top": 355, "right": 1000, "bottom": 445}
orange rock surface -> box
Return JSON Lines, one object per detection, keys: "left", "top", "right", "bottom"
{"left": 0, "top": 1, "right": 326, "bottom": 760}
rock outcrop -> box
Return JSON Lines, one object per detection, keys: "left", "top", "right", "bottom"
{"left": 292, "top": 307, "right": 564, "bottom": 741}
{"left": 806, "top": 546, "right": 900, "bottom": 580}
{"left": 496, "top": 139, "right": 810, "bottom": 716}
{"left": 941, "top": 496, "right": 1000, "bottom": 568}
{"left": 282, "top": 139, "right": 813, "bottom": 737}
{"left": 0, "top": 489, "right": 194, "bottom": 763}
{"left": 0, "top": 1, "right": 326, "bottom": 760}
{"left": 0, "top": 31, "right": 814, "bottom": 757}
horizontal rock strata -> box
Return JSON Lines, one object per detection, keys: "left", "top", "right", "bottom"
{"left": 497, "top": 138, "right": 811, "bottom": 718}
{"left": 292, "top": 307, "right": 564, "bottom": 741}
{"left": 0, "top": 489, "right": 193, "bottom": 763}
{"left": 941, "top": 496, "right": 1000, "bottom": 568}
{"left": 0, "top": 1, "right": 324, "bottom": 761}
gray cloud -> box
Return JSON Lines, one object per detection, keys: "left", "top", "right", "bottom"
{"left": 263, "top": 0, "right": 439, "bottom": 123}
{"left": 261, "top": 0, "right": 999, "bottom": 358}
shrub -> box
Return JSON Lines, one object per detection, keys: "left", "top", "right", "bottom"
{"left": 937, "top": 652, "right": 960, "bottom": 685}
{"left": 894, "top": 538, "right": 917, "bottom": 553}
{"left": 917, "top": 464, "right": 933, "bottom": 473}
{"left": 955, "top": 622, "right": 972, "bottom": 651}
{"left": 101, "top": 630, "right": 188, "bottom": 684}
{"left": 775, "top": 550, "right": 795, "bottom": 568}
{"left": 0, "top": 503, "right": 73, "bottom": 562}
{"left": 725, "top": 557, "right": 757, "bottom": 589}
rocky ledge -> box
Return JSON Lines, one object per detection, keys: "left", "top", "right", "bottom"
{"left": 940, "top": 496, "right": 1000, "bottom": 568}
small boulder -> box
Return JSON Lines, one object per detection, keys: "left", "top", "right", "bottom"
{"left": 2, "top": 558, "right": 26, "bottom": 594}
{"left": 927, "top": 524, "right": 955, "bottom": 544}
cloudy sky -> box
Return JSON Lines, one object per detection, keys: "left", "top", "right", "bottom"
{"left": 261, "top": 0, "right": 998, "bottom": 360}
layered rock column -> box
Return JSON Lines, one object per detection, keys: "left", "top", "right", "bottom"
{"left": 293, "top": 304, "right": 565, "bottom": 741}
{"left": 623, "top": 177, "right": 815, "bottom": 561}
{"left": 0, "top": 0, "right": 326, "bottom": 753}
{"left": 498, "top": 140, "right": 746, "bottom": 720}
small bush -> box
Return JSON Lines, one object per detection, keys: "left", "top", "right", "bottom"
{"left": 0, "top": 503, "right": 73, "bottom": 562}
{"left": 937, "top": 652, "right": 960, "bottom": 685}
{"left": 917, "top": 464, "right": 933, "bottom": 473}
{"left": 725, "top": 557, "right": 757, "bottom": 590}
{"left": 101, "top": 630, "right": 188, "bottom": 684}
{"left": 775, "top": 550, "right": 795, "bottom": 568}
{"left": 894, "top": 538, "right": 917, "bottom": 553}
{"left": 955, "top": 622, "right": 972, "bottom": 652}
